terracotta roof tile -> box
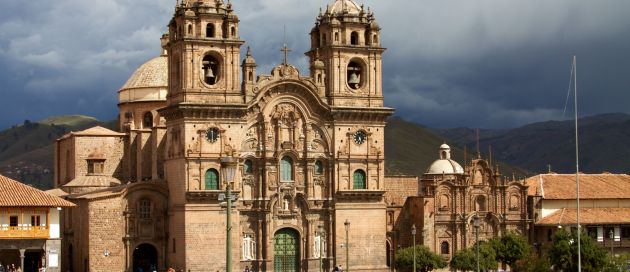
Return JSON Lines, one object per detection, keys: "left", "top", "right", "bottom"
{"left": 0, "top": 175, "right": 75, "bottom": 207}
{"left": 525, "top": 173, "right": 630, "bottom": 199}
{"left": 536, "top": 208, "right": 630, "bottom": 225}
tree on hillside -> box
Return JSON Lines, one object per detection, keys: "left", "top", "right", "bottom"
{"left": 395, "top": 245, "right": 447, "bottom": 272}
{"left": 548, "top": 228, "right": 608, "bottom": 271}
{"left": 490, "top": 232, "right": 530, "bottom": 267}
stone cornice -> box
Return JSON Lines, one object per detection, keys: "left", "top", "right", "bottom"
{"left": 331, "top": 107, "right": 394, "bottom": 123}
{"left": 159, "top": 103, "right": 248, "bottom": 121}
{"left": 336, "top": 190, "right": 386, "bottom": 202}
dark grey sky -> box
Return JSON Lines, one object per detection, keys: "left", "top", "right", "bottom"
{"left": 1, "top": 0, "right": 629, "bottom": 129}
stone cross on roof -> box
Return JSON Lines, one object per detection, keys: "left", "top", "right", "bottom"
{"left": 281, "top": 43, "right": 291, "bottom": 65}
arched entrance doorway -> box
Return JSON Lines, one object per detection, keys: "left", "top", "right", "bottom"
{"left": 133, "top": 243, "right": 157, "bottom": 272}
{"left": 273, "top": 228, "right": 300, "bottom": 272}
{"left": 23, "top": 250, "right": 43, "bottom": 272}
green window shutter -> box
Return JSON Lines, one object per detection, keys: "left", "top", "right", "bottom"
{"left": 353, "top": 170, "right": 366, "bottom": 189}
{"left": 205, "top": 169, "right": 219, "bottom": 190}
{"left": 280, "top": 157, "right": 293, "bottom": 181}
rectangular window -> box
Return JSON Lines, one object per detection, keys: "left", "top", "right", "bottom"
{"left": 622, "top": 226, "right": 630, "bottom": 238}
{"left": 604, "top": 226, "right": 615, "bottom": 240}
{"left": 31, "top": 215, "right": 41, "bottom": 227}
{"left": 9, "top": 216, "right": 18, "bottom": 227}
{"left": 139, "top": 200, "right": 151, "bottom": 219}
{"left": 587, "top": 226, "right": 597, "bottom": 240}
{"left": 172, "top": 238, "right": 176, "bottom": 253}
{"left": 87, "top": 161, "right": 104, "bottom": 174}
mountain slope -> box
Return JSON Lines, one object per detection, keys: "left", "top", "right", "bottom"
{"left": 434, "top": 113, "right": 630, "bottom": 174}
{"left": 385, "top": 117, "right": 529, "bottom": 178}
{"left": 0, "top": 116, "right": 114, "bottom": 189}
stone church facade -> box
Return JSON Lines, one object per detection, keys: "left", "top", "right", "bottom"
{"left": 53, "top": 0, "right": 393, "bottom": 271}
{"left": 391, "top": 144, "right": 529, "bottom": 262}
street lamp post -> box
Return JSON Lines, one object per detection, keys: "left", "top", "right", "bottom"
{"left": 473, "top": 215, "right": 480, "bottom": 272}
{"left": 345, "top": 219, "right": 350, "bottom": 272}
{"left": 411, "top": 224, "right": 417, "bottom": 272}
{"left": 221, "top": 156, "right": 238, "bottom": 272}
{"left": 609, "top": 229, "right": 614, "bottom": 257}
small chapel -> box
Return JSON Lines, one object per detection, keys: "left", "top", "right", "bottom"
{"left": 52, "top": 0, "right": 394, "bottom": 271}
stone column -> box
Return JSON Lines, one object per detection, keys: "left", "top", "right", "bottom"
{"left": 19, "top": 249, "right": 25, "bottom": 271}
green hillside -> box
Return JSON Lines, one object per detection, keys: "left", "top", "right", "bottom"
{"left": 39, "top": 115, "right": 100, "bottom": 127}
{"left": 385, "top": 117, "right": 530, "bottom": 178}
{"left": 0, "top": 116, "right": 114, "bottom": 189}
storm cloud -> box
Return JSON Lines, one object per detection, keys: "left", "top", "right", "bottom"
{"left": 0, "top": 0, "right": 629, "bottom": 129}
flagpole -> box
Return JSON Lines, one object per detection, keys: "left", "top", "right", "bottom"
{"left": 573, "top": 55, "right": 581, "bottom": 272}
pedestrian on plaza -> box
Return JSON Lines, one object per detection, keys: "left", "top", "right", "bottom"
{"left": 243, "top": 266, "right": 251, "bottom": 272}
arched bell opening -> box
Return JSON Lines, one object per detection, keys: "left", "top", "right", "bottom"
{"left": 202, "top": 54, "right": 220, "bottom": 86}
{"left": 350, "top": 31, "right": 359, "bottom": 45}
{"left": 206, "top": 23, "right": 215, "bottom": 38}
{"left": 132, "top": 243, "right": 158, "bottom": 272}
{"left": 143, "top": 111, "right": 153, "bottom": 129}
{"left": 347, "top": 60, "right": 364, "bottom": 90}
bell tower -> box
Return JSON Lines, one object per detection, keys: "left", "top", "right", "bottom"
{"left": 166, "top": 0, "right": 245, "bottom": 105}
{"left": 306, "top": 0, "right": 384, "bottom": 107}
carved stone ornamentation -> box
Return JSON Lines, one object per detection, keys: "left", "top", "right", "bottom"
{"left": 268, "top": 171, "right": 278, "bottom": 187}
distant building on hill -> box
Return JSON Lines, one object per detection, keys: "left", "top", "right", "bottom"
{"left": 526, "top": 173, "right": 630, "bottom": 255}
{"left": 0, "top": 174, "right": 75, "bottom": 272}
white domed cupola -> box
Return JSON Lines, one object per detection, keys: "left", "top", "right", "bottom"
{"left": 427, "top": 144, "right": 464, "bottom": 174}
{"left": 439, "top": 143, "right": 452, "bottom": 159}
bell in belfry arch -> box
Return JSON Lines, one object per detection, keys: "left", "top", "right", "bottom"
{"left": 205, "top": 67, "right": 215, "bottom": 78}
{"left": 348, "top": 72, "right": 360, "bottom": 87}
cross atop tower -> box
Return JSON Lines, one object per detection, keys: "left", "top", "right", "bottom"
{"left": 281, "top": 43, "right": 292, "bottom": 65}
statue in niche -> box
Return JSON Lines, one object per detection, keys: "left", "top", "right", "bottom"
{"left": 268, "top": 172, "right": 278, "bottom": 187}
{"left": 296, "top": 172, "right": 304, "bottom": 187}
{"left": 283, "top": 198, "right": 289, "bottom": 211}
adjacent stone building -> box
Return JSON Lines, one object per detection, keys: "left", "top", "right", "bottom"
{"left": 0, "top": 174, "right": 75, "bottom": 272}
{"left": 390, "top": 144, "right": 530, "bottom": 263}
{"left": 53, "top": 0, "right": 394, "bottom": 271}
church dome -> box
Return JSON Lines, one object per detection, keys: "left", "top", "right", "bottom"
{"left": 427, "top": 159, "right": 464, "bottom": 175}
{"left": 370, "top": 21, "right": 380, "bottom": 30}
{"left": 118, "top": 55, "right": 168, "bottom": 103}
{"left": 330, "top": 0, "right": 362, "bottom": 15}
{"left": 313, "top": 59, "right": 325, "bottom": 69}
{"left": 426, "top": 144, "right": 464, "bottom": 174}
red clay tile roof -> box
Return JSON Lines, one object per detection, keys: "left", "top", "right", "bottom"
{"left": 536, "top": 208, "right": 630, "bottom": 226}
{"left": 0, "top": 175, "right": 75, "bottom": 207}
{"left": 525, "top": 173, "right": 630, "bottom": 199}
